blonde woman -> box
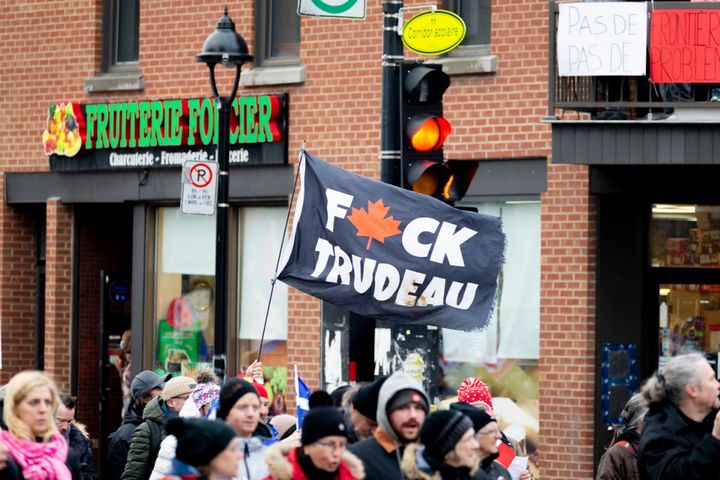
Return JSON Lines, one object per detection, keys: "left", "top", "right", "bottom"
{"left": 1, "top": 370, "right": 71, "bottom": 479}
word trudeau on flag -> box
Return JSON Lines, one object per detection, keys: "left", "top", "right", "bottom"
{"left": 277, "top": 152, "right": 505, "bottom": 332}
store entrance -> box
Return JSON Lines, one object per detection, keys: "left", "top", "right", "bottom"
{"left": 74, "top": 204, "right": 133, "bottom": 476}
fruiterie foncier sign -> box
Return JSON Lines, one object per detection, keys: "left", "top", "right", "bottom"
{"left": 43, "top": 94, "right": 288, "bottom": 171}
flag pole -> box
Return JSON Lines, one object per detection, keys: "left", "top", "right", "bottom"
{"left": 256, "top": 149, "right": 305, "bottom": 364}
{"left": 294, "top": 363, "right": 300, "bottom": 430}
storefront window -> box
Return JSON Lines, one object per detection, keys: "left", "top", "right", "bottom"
{"left": 237, "top": 207, "right": 289, "bottom": 415}
{"left": 659, "top": 284, "right": 720, "bottom": 365}
{"left": 651, "top": 204, "right": 720, "bottom": 268}
{"left": 154, "top": 207, "right": 216, "bottom": 376}
{"left": 441, "top": 201, "right": 540, "bottom": 459}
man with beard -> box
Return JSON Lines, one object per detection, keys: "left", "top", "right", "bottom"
{"left": 56, "top": 394, "right": 97, "bottom": 480}
{"left": 350, "top": 371, "right": 429, "bottom": 480}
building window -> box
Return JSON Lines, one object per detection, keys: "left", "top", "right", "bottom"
{"left": 441, "top": 0, "right": 496, "bottom": 75}
{"left": 441, "top": 200, "right": 540, "bottom": 462}
{"left": 104, "top": 0, "right": 140, "bottom": 72}
{"left": 255, "top": 0, "right": 300, "bottom": 67}
{"left": 236, "top": 207, "right": 289, "bottom": 416}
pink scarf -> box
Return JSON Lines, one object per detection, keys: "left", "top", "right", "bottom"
{"left": 0, "top": 429, "right": 71, "bottom": 480}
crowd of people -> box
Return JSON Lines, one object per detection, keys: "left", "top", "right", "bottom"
{"left": 0, "top": 352, "right": 718, "bottom": 479}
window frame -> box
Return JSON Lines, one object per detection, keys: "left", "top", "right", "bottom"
{"left": 254, "top": 0, "right": 301, "bottom": 68}
{"left": 102, "top": 0, "right": 140, "bottom": 74}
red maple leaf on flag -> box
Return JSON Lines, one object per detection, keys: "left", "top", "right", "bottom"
{"left": 347, "top": 199, "right": 402, "bottom": 250}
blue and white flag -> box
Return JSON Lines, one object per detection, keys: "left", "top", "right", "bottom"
{"left": 295, "top": 367, "right": 310, "bottom": 429}
{"left": 277, "top": 152, "right": 505, "bottom": 332}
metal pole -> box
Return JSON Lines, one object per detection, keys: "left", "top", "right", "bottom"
{"left": 213, "top": 96, "right": 230, "bottom": 380}
{"left": 380, "top": 0, "right": 403, "bottom": 186}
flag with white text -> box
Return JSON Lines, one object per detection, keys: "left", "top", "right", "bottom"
{"left": 277, "top": 152, "right": 505, "bottom": 332}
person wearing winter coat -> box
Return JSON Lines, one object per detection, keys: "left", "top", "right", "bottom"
{"left": 638, "top": 353, "right": 720, "bottom": 480}
{"left": 149, "top": 381, "right": 220, "bottom": 480}
{"left": 107, "top": 370, "right": 170, "bottom": 480}
{"left": 350, "top": 372, "right": 430, "bottom": 480}
{"left": 160, "top": 417, "right": 240, "bottom": 480}
{"left": 401, "top": 409, "right": 486, "bottom": 480}
{"left": 596, "top": 393, "right": 648, "bottom": 480}
{"left": 56, "top": 394, "right": 97, "bottom": 480}
{"left": 217, "top": 378, "right": 271, "bottom": 480}
{"left": 264, "top": 406, "right": 365, "bottom": 480}
{"left": 1, "top": 370, "right": 72, "bottom": 480}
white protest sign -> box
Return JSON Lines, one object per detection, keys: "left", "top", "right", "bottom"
{"left": 181, "top": 160, "right": 218, "bottom": 215}
{"left": 557, "top": 2, "right": 647, "bottom": 76}
{"left": 298, "top": 0, "right": 366, "bottom": 19}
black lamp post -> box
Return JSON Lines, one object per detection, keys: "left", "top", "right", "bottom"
{"left": 197, "top": 7, "right": 253, "bottom": 380}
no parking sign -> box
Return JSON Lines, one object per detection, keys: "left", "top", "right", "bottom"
{"left": 181, "top": 160, "right": 218, "bottom": 215}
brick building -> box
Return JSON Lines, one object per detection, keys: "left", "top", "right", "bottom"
{"left": 0, "top": 0, "right": 624, "bottom": 478}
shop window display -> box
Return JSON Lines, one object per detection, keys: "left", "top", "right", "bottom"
{"left": 659, "top": 284, "right": 720, "bottom": 362}
{"left": 153, "top": 207, "right": 289, "bottom": 392}
{"left": 441, "top": 201, "right": 540, "bottom": 466}
{"left": 651, "top": 204, "right": 720, "bottom": 268}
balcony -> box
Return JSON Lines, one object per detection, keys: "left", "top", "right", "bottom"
{"left": 546, "top": 2, "right": 720, "bottom": 165}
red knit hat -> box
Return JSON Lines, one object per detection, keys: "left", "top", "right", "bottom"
{"left": 252, "top": 380, "right": 268, "bottom": 399}
{"left": 457, "top": 377, "right": 493, "bottom": 411}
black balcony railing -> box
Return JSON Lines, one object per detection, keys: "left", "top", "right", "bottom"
{"left": 548, "top": 1, "right": 720, "bottom": 119}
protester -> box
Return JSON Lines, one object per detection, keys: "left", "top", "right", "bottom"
{"left": 350, "top": 371, "right": 429, "bottom": 480}
{"left": 115, "top": 329, "right": 133, "bottom": 418}
{"left": 0, "top": 370, "right": 72, "bottom": 479}
{"left": 331, "top": 385, "right": 352, "bottom": 409}
{"left": 596, "top": 393, "right": 647, "bottom": 480}
{"left": 108, "top": 370, "right": 170, "bottom": 480}
{"left": 269, "top": 414, "right": 297, "bottom": 441}
{"left": 350, "top": 377, "right": 386, "bottom": 443}
{"left": 122, "top": 376, "right": 196, "bottom": 480}
{"left": 264, "top": 405, "right": 365, "bottom": 479}
{"left": 217, "top": 378, "right": 270, "bottom": 479}
{"left": 57, "top": 393, "right": 97, "bottom": 480}
{"left": 161, "top": 417, "right": 241, "bottom": 480}
{"left": 638, "top": 353, "right": 720, "bottom": 479}
{"left": 401, "top": 409, "right": 481, "bottom": 480}
{"left": 150, "top": 380, "right": 220, "bottom": 479}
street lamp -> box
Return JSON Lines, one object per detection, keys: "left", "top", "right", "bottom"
{"left": 197, "top": 7, "right": 253, "bottom": 380}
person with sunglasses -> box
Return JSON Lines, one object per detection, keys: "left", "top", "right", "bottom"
{"left": 264, "top": 406, "right": 365, "bottom": 479}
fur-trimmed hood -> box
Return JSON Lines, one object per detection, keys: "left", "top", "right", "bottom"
{"left": 401, "top": 443, "right": 481, "bottom": 480}
{"left": 264, "top": 440, "right": 365, "bottom": 480}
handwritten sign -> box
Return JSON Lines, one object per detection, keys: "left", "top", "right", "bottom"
{"left": 650, "top": 10, "right": 720, "bottom": 83}
{"left": 557, "top": 3, "right": 647, "bottom": 76}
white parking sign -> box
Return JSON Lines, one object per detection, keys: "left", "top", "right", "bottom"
{"left": 181, "top": 161, "right": 218, "bottom": 215}
{"left": 298, "top": 0, "right": 366, "bottom": 19}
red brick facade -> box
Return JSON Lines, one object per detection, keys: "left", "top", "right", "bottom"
{"left": 0, "top": 1, "right": 596, "bottom": 478}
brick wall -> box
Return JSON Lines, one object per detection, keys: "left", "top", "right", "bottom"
{"left": 540, "top": 164, "right": 596, "bottom": 478}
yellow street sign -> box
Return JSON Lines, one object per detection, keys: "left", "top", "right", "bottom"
{"left": 402, "top": 9, "right": 466, "bottom": 56}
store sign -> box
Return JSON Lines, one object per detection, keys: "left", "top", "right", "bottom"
{"left": 43, "top": 94, "right": 288, "bottom": 171}
{"left": 402, "top": 9, "right": 466, "bottom": 56}
{"left": 298, "top": 0, "right": 366, "bottom": 19}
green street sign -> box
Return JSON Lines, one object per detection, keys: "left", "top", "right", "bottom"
{"left": 298, "top": 0, "right": 366, "bottom": 19}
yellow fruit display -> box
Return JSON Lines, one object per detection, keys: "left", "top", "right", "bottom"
{"left": 43, "top": 102, "right": 82, "bottom": 157}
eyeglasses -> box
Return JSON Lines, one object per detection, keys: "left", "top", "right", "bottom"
{"left": 476, "top": 429, "right": 500, "bottom": 437}
{"left": 172, "top": 394, "right": 190, "bottom": 401}
{"left": 55, "top": 418, "right": 73, "bottom": 425}
{"left": 315, "top": 440, "right": 347, "bottom": 452}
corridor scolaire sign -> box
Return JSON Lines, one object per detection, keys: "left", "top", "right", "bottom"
{"left": 42, "top": 94, "right": 288, "bottom": 171}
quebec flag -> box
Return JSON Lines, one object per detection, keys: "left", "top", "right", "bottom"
{"left": 296, "top": 372, "right": 310, "bottom": 429}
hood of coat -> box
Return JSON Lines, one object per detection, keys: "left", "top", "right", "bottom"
{"left": 400, "top": 443, "right": 441, "bottom": 480}
{"left": 142, "top": 396, "right": 166, "bottom": 423}
{"left": 375, "top": 372, "right": 430, "bottom": 445}
{"left": 264, "top": 441, "right": 365, "bottom": 480}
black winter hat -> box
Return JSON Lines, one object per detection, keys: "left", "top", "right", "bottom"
{"left": 167, "top": 417, "right": 236, "bottom": 467}
{"left": 309, "top": 390, "right": 334, "bottom": 409}
{"left": 449, "top": 402, "right": 496, "bottom": 432}
{"left": 217, "top": 378, "right": 258, "bottom": 420}
{"left": 420, "top": 410, "right": 473, "bottom": 461}
{"left": 352, "top": 375, "right": 387, "bottom": 421}
{"left": 301, "top": 406, "right": 348, "bottom": 446}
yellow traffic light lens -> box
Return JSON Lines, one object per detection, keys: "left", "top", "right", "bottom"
{"left": 407, "top": 115, "right": 452, "bottom": 152}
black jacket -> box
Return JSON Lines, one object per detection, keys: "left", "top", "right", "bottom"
{"left": 479, "top": 451, "right": 511, "bottom": 480}
{"left": 638, "top": 400, "right": 720, "bottom": 479}
{"left": 67, "top": 423, "right": 97, "bottom": 480}
{"left": 107, "top": 408, "right": 143, "bottom": 480}
{"left": 0, "top": 458, "right": 21, "bottom": 480}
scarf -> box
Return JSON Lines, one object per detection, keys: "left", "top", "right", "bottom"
{"left": 0, "top": 429, "right": 71, "bottom": 480}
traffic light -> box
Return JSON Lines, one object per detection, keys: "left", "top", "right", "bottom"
{"left": 401, "top": 62, "right": 476, "bottom": 204}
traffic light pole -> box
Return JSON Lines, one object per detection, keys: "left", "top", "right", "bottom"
{"left": 380, "top": 0, "right": 403, "bottom": 187}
